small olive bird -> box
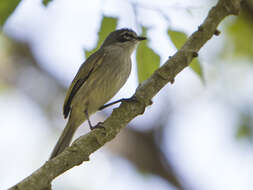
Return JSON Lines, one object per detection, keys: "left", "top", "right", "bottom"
{"left": 50, "top": 28, "right": 146, "bottom": 159}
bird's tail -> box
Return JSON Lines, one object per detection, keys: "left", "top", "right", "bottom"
{"left": 49, "top": 120, "right": 78, "bottom": 159}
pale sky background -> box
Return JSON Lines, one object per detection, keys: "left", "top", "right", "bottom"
{"left": 1, "top": 0, "right": 253, "bottom": 190}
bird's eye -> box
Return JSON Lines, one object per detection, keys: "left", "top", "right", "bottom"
{"left": 123, "top": 33, "right": 130, "bottom": 39}
{"left": 118, "top": 32, "right": 135, "bottom": 42}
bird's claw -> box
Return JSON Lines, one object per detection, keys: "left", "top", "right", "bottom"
{"left": 90, "top": 122, "right": 105, "bottom": 130}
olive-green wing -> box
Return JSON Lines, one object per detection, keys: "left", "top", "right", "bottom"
{"left": 63, "top": 50, "right": 106, "bottom": 118}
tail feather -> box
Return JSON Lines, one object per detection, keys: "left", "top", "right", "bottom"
{"left": 50, "top": 121, "right": 77, "bottom": 159}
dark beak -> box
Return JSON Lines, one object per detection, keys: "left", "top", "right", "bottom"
{"left": 137, "top": 36, "right": 147, "bottom": 41}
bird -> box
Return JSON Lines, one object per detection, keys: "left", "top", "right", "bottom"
{"left": 50, "top": 28, "right": 146, "bottom": 159}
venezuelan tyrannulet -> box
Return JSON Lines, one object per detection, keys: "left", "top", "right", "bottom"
{"left": 50, "top": 28, "right": 146, "bottom": 159}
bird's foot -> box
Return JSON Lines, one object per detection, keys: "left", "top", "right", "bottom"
{"left": 90, "top": 122, "right": 105, "bottom": 130}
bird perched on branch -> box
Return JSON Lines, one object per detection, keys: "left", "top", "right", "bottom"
{"left": 50, "top": 28, "right": 146, "bottom": 159}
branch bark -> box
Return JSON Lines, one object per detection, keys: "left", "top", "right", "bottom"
{"left": 9, "top": 0, "right": 241, "bottom": 189}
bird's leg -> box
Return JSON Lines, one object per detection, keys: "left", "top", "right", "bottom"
{"left": 99, "top": 99, "right": 124, "bottom": 110}
{"left": 84, "top": 109, "right": 105, "bottom": 130}
{"left": 84, "top": 109, "right": 93, "bottom": 130}
{"left": 99, "top": 97, "right": 138, "bottom": 110}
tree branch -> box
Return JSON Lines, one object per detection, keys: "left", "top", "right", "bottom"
{"left": 9, "top": 0, "right": 241, "bottom": 189}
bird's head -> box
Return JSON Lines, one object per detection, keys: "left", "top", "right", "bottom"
{"left": 101, "top": 28, "right": 146, "bottom": 52}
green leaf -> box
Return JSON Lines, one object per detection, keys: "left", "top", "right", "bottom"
{"left": 0, "top": 0, "right": 21, "bottom": 27}
{"left": 223, "top": 12, "right": 253, "bottom": 60}
{"left": 85, "top": 16, "right": 118, "bottom": 58}
{"left": 168, "top": 30, "right": 187, "bottom": 49}
{"left": 236, "top": 124, "right": 252, "bottom": 140}
{"left": 190, "top": 59, "right": 203, "bottom": 81}
{"left": 42, "top": 0, "right": 52, "bottom": 6}
{"left": 168, "top": 29, "right": 204, "bottom": 81}
{"left": 236, "top": 113, "right": 252, "bottom": 140}
{"left": 136, "top": 27, "right": 160, "bottom": 83}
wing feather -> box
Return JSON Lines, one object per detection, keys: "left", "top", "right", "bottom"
{"left": 63, "top": 50, "right": 106, "bottom": 118}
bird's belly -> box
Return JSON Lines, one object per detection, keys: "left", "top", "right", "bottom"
{"left": 72, "top": 60, "right": 131, "bottom": 116}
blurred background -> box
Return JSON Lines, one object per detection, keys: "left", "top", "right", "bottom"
{"left": 1, "top": 0, "right": 253, "bottom": 190}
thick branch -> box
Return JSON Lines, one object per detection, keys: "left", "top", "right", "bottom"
{"left": 9, "top": 0, "right": 241, "bottom": 190}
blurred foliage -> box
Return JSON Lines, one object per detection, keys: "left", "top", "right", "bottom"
{"left": 168, "top": 29, "right": 204, "bottom": 81}
{"left": 136, "top": 27, "right": 160, "bottom": 83}
{"left": 236, "top": 111, "right": 253, "bottom": 141}
{"left": 0, "top": 0, "right": 21, "bottom": 27}
{"left": 85, "top": 16, "right": 118, "bottom": 58}
{"left": 0, "top": 34, "right": 14, "bottom": 92}
{"left": 223, "top": 11, "right": 253, "bottom": 61}
{"left": 42, "top": 0, "right": 52, "bottom": 6}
